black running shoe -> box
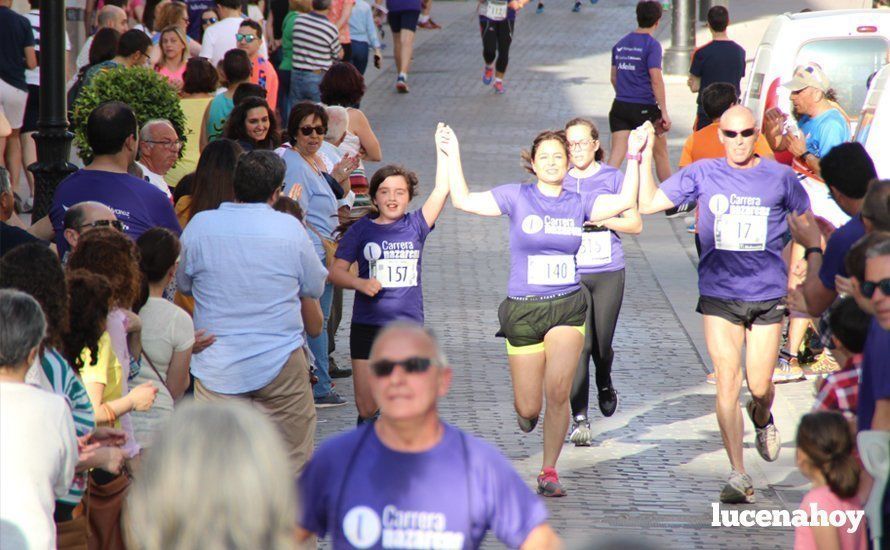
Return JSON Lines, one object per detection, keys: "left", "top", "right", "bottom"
{"left": 598, "top": 387, "right": 618, "bottom": 417}
{"left": 665, "top": 201, "right": 696, "bottom": 218}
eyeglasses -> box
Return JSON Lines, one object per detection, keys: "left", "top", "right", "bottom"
{"left": 144, "top": 139, "right": 183, "bottom": 150}
{"left": 77, "top": 219, "right": 124, "bottom": 232}
{"left": 202, "top": 17, "right": 217, "bottom": 24}
{"left": 299, "top": 126, "right": 326, "bottom": 136}
{"left": 567, "top": 138, "right": 596, "bottom": 149}
{"left": 236, "top": 33, "right": 259, "bottom": 43}
{"left": 370, "top": 356, "right": 433, "bottom": 377}
{"left": 720, "top": 128, "right": 756, "bottom": 138}
{"left": 861, "top": 278, "right": 890, "bottom": 299}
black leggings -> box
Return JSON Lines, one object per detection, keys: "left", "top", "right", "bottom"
{"left": 480, "top": 19, "right": 514, "bottom": 74}
{"left": 570, "top": 269, "right": 626, "bottom": 417}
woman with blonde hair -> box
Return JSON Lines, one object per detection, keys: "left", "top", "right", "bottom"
{"left": 126, "top": 401, "right": 298, "bottom": 550}
{"left": 153, "top": 2, "right": 202, "bottom": 57}
{"left": 154, "top": 26, "right": 189, "bottom": 90}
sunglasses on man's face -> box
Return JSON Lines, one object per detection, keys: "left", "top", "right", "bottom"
{"left": 721, "top": 128, "right": 756, "bottom": 139}
{"left": 861, "top": 278, "right": 890, "bottom": 299}
{"left": 203, "top": 17, "right": 217, "bottom": 24}
{"left": 77, "top": 219, "right": 124, "bottom": 232}
{"left": 299, "top": 125, "right": 326, "bottom": 136}
{"left": 370, "top": 357, "right": 433, "bottom": 377}
{"left": 236, "top": 33, "right": 258, "bottom": 43}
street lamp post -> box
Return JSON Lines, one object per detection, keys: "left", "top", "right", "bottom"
{"left": 663, "top": 0, "right": 696, "bottom": 75}
{"left": 29, "top": 0, "right": 76, "bottom": 220}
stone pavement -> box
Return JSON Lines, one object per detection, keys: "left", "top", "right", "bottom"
{"left": 315, "top": 0, "right": 824, "bottom": 547}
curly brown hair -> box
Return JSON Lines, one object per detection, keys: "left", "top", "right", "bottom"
{"left": 0, "top": 243, "right": 69, "bottom": 351}
{"left": 63, "top": 269, "right": 113, "bottom": 372}
{"left": 66, "top": 228, "right": 142, "bottom": 310}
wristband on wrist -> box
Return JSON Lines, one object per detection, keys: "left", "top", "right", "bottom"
{"left": 625, "top": 153, "right": 642, "bottom": 162}
{"left": 804, "top": 246, "right": 823, "bottom": 259}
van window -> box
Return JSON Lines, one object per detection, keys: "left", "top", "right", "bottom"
{"left": 795, "top": 37, "right": 889, "bottom": 121}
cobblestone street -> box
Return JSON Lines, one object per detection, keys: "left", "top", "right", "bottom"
{"left": 316, "top": 1, "right": 816, "bottom": 547}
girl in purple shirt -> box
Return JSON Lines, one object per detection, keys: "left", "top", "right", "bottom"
{"left": 329, "top": 153, "right": 449, "bottom": 424}
{"left": 439, "top": 122, "right": 650, "bottom": 497}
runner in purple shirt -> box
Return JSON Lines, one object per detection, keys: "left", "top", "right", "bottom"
{"left": 638, "top": 106, "right": 812, "bottom": 505}
{"left": 562, "top": 117, "right": 641, "bottom": 446}
{"left": 297, "top": 324, "right": 559, "bottom": 549}
{"left": 440, "top": 121, "right": 649, "bottom": 497}
{"left": 329, "top": 152, "right": 448, "bottom": 424}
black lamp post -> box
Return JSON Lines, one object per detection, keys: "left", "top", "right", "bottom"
{"left": 29, "top": 0, "right": 76, "bottom": 220}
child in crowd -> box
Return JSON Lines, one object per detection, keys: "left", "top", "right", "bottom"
{"left": 204, "top": 49, "right": 252, "bottom": 143}
{"left": 794, "top": 411, "right": 868, "bottom": 550}
{"left": 812, "top": 297, "right": 871, "bottom": 420}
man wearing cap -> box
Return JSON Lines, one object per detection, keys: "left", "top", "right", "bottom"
{"left": 763, "top": 63, "right": 850, "bottom": 177}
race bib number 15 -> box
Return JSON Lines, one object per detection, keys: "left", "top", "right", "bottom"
{"left": 527, "top": 255, "right": 575, "bottom": 286}
{"left": 370, "top": 259, "right": 419, "bottom": 288}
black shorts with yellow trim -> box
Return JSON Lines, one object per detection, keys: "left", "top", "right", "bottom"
{"left": 497, "top": 288, "right": 588, "bottom": 355}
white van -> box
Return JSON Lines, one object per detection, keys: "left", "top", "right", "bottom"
{"left": 856, "top": 63, "right": 890, "bottom": 178}
{"left": 742, "top": 9, "right": 890, "bottom": 132}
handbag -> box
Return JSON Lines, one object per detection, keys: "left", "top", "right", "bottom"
{"left": 142, "top": 352, "right": 173, "bottom": 398}
{"left": 56, "top": 513, "right": 88, "bottom": 550}
{"left": 86, "top": 469, "right": 130, "bottom": 550}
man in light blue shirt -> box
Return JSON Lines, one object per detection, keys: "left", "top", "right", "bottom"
{"left": 176, "top": 150, "right": 327, "bottom": 474}
{"left": 348, "top": 0, "right": 382, "bottom": 75}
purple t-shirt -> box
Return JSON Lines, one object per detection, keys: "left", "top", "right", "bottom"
{"left": 386, "top": 0, "right": 422, "bottom": 13}
{"left": 563, "top": 165, "right": 626, "bottom": 274}
{"left": 50, "top": 169, "right": 181, "bottom": 257}
{"left": 491, "top": 183, "right": 597, "bottom": 297}
{"left": 335, "top": 211, "right": 432, "bottom": 326}
{"left": 818, "top": 215, "right": 865, "bottom": 291}
{"left": 659, "top": 158, "right": 811, "bottom": 302}
{"left": 856, "top": 319, "right": 890, "bottom": 513}
{"left": 611, "top": 32, "right": 662, "bottom": 105}
{"left": 299, "top": 422, "right": 548, "bottom": 549}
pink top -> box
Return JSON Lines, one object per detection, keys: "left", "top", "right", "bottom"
{"left": 794, "top": 485, "right": 867, "bottom": 550}
{"left": 157, "top": 63, "right": 187, "bottom": 87}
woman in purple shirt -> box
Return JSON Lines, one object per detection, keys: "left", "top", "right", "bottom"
{"left": 440, "top": 122, "right": 650, "bottom": 497}
{"left": 563, "top": 117, "right": 641, "bottom": 446}
{"left": 328, "top": 139, "right": 449, "bottom": 424}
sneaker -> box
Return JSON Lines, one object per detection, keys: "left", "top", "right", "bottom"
{"left": 418, "top": 18, "right": 441, "bottom": 29}
{"left": 314, "top": 391, "right": 347, "bottom": 408}
{"left": 597, "top": 386, "right": 618, "bottom": 417}
{"left": 686, "top": 222, "right": 696, "bottom": 233}
{"left": 482, "top": 65, "right": 494, "bottom": 85}
{"left": 706, "top": 371, "right": 716, "bottom": 385}
{"left": 746, "top": 399, "right": 780, "bottom": 462}
{"left": 536, "top": 2, "right": 544, "bottom": 13}
{"left": 396, "top": 76, "right": 409, "bottom": 93}
{"left": 802, "top": 350, "right": 841, "bottom": 380}
{"left": 493, "top": 80, "right": 505, "bottom": 94}
{"left": 772, "top": 353, "right": 805, "bottom": 384}
{"left": 665, "top": 201, "right": 696, "bottom": 218}
{"left": 569, "top": 415, "right": 592, "bottom": 446}
{"left": 571, "top": 1, "right": 581, "bottom": 11}
{"left": 720, "top": 470, "right": 755, "bottom": 504}
{"left": 517, "top": 412, "right": 539, "bottom": 433}
{"left": 537, "top": 468, "right": 567, "bottom": 497}
{"left": 329, "top": 364, "right": 353, "bottom": 378}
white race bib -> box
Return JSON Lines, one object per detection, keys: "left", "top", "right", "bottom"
{"left": 714, "top": 213, "right": 768, "bottom": 252}
{"left": 484, "top": 0, "right": 508, "bottom": 20}
{"left": 370, "top": 258, "right": 418, "bottom": 288}
{"left": 527, "top": 255, "right": 575, "bottom": 286}
{"left": 576, "top": 231, "right": 612, "bottom": 267}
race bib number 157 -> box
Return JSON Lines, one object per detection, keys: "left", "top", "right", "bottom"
{"left": 370, "top": 259, "right": 419, "bottom": 288}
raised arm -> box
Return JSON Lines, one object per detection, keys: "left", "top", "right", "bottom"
{"left": 438, "top": 124, "right": 502, "bottom": 217}
{"left": 637, "top": 123, "right": 675, "bottom": 215}
{"left": 600, "top": 207, "right": 642, "bottom": 235}
{"left": 587, "top": 123, "right": 647, "bottom": 222}
{"left": 421, "top": 127, "right": 451, "bottom": 227}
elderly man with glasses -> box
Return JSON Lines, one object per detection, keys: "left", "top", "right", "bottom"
{"left": 136, "top": 119, "right": 182, "bottom": 200}
{"left": 60, "top": 201, "right": 121, "bottom": 260}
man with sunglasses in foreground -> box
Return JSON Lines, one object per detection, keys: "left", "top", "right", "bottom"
{"left": 638, "top": 105, "right": 812, "bottom": 504}
{"left": 298, "top": 322, "right": 560, "bottom": 549}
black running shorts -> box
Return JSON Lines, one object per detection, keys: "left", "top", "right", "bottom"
{"left": 350, "top": 322, "right": 383, "bottom": 360}
{"left": 608, "top": 99, "right": 663, "bottom": 133}
{"left": 696, "top": 296, "right": 786, "bottom": 328}
{"left": 497, "top": 288, "right": 588, "bottom": 351}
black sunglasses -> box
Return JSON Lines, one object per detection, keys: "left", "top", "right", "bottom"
{"left": 77, "top": 219, "right": 124, "bottom": 232}
{"left": 721, "top": 128, "right": 756, "bottom": 138}
{"left": 202, "top": 16, "right": 217, "bottom": 24}
{"left": 861, "top": 278, "right": 890, "bottom": 299}
{"left": 370, "top": 357, "right": 433, "bottom": 377}
{"left": 299, "top": 125, "right": 326, "bottom": 136}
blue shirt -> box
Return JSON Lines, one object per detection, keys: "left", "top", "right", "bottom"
{"left": 299, "top": 422, "right": 548, "bottom": 549}
{"left": 798, "top": 109, "right": 850, "bottom": 159}
{"left": 689, "top": 40, "right": 746, "bottom": 116}
{"left": 281, "top": 148, "right": 339, "bottom": 263}
{"left": 818, "top": 215, "right": 865, "bottom": 291}
{"left": 175, "top": 202, "right": 327, "bottom": 394}
{"left": 348, "top": 0, "right": 381, "bottom": 48}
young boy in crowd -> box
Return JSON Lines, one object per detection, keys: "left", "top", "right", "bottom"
{"left": 812, "top": 297, "right": 871, "bottom": 420}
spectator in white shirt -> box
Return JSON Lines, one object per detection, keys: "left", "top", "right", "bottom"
{"left": 76, "top": 5, "right": 129, "bottom": 71}
{"left": 136, "top": 119, "right": 181, "bottom": 200}
{"left": 200, "top": 0, "right": 267, "bottom": 67}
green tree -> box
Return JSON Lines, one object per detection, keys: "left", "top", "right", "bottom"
{"left": 71, "top": 66, "right": 186, "bottom": 163}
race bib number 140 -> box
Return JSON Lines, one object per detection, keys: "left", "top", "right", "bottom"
{"left": 527, "top": 255, "right": 575, "bottom": 286}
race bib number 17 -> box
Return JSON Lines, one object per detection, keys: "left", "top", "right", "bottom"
{"left": 527, "top": 255, "right": 575, "bottom": 286}
{"left": 714, "top": 214, "right": 768, "bottom": 252}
